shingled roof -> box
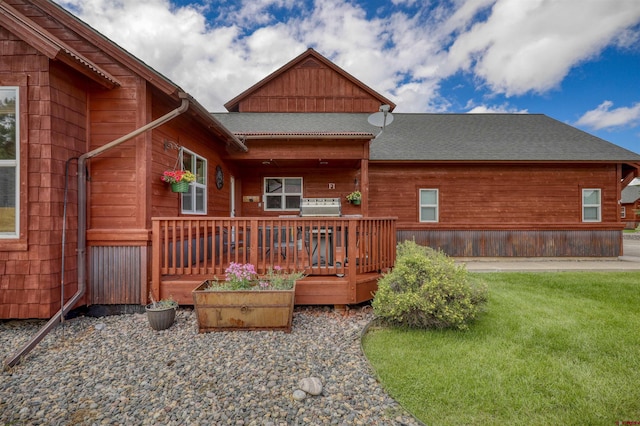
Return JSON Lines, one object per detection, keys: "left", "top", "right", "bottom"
{"left": 622, "top": 185, "right": 640, "bottom": 203}
{"left": 212, "top": 112, "right": 640, "bottom": 162}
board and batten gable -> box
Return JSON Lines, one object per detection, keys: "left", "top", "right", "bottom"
{"left": 225, "top": 48, "right": 395, "bottom": 113}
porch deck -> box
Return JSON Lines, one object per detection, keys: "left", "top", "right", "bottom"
{"left": 151, "top": 217, "right": 396, "bottom": 305}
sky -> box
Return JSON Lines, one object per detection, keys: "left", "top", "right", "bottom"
{"left": 55, "top": 0, "right": 640, "bottom": 156}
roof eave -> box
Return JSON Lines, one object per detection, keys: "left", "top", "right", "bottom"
{"left": 239, "top": 133, "right": 373, "bottom": 140}
{"left": 0, "top": 1, "right": 120, "bottom": 89}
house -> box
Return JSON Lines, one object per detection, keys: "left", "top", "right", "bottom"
{"left": 621, "top": 185, "right": 640, "bottom": 229}
{"left": 1, "top": 0, "right": 640, "bottom": 324}
{"left": 213, "top": 48, "right": 640, "bottom": 260}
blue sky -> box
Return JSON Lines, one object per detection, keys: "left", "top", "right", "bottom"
{"left": 56, "top": 0, "right": 640, "bottom": 155}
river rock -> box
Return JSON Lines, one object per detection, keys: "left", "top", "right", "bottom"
{"left": 299, "top": 377, "right": 323, "bottom": 396}
{"left": 292, "top": 390, "right": 307, "bottom": 401}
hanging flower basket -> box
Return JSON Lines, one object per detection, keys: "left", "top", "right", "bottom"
{"left": 161, "top": 170, "right": 195, "bottom": 192}
{"left": 346, "top": 191, "right": 362, "bottom": 205}
{"left": 171, "top": 181, "right": 190, "bottom": 193}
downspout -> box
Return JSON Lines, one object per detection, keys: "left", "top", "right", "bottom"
{"left": 4, "top": 95, "right": 190, "bottom": 369}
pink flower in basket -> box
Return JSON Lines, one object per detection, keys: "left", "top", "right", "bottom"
{"left": 161, "top": 170, "right": 196, "bottom": 184}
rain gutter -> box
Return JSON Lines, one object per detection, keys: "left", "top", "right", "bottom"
{"left": 4, "top": 94, "right": 191, "bottom": 369}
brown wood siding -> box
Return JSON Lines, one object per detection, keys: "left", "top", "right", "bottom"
{"left": 238, "top": 61, "right": 382, "bottom": 113}
{"left": 90, "top": 246, "right": 142, "bottom": 304}
{"left": 86, "top": 76, "right": 147, "bottom": 231}
{"left": 369, "top": 163, "right": 622, "bottom": 228}
{"left": 151, "top": 107, "right": 232, "bottom": 219}
{"left": 239, "top": 166, "right": 362, "bottom": 217}
{"left": 622, "top": 200, "right": 640, "bottom": 229}
{"left": 399, "top": 229, "right": 621, "bottom": 257}
{"left": 0, "top": 29, "right": 88, "bottom": 318}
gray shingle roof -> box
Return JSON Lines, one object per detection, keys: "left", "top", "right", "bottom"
{"left": 622, "top": 185, "right": 640, "bottom": 203}
{"left": 212, "top": 112, "right": 640, "bottom": 162}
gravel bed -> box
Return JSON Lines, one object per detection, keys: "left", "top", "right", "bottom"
{"left": 1, "top": 306, "right": 421, "bottom": 425}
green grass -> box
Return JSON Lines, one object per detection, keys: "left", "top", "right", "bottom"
{"left": 362, "top": 272, "right": 640, "bottom": 426}
{"left": 0, "top": 207, "right": 15, "bottom": 232}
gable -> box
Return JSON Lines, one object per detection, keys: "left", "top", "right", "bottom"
{"left": 224, "top": 48, "right": 395, "bottom": 113}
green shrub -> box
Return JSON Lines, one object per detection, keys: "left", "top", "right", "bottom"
{"left": 372, "top": 240, "right": 487, "bottom": 330}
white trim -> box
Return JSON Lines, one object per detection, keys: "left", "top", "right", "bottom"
{"left": 419, "top": 188, "right": 438, "bottom": 222}
{"left": 180, "top": 147, "right": 207, "bottom": 215}
{"left": 263, "top": 177, "right": 303, "bottom": 211}
{"left": 582, "top": 188, "right": 601, "bottom": 222}
{"left": 0, "top": 86, "right": 19, "bottom": 238}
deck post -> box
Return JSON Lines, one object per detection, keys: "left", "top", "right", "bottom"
{"left": 150, "top": 219, "right": 161, "bottom": 304}
{"left": 250, "top": 219, "right": 259, "bottom": 266}
{"left": 347, "top": 219, "right": 358, "bottom": 303}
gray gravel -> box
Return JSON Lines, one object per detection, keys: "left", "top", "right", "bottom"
{"left": 1, "top": 306, "right": 421, "bottom": 425}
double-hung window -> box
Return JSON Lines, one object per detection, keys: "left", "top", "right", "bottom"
{"left": 181, "top": 148, "right": 207, "bottom": 215}
{"left": 0, "top": 87, "right": 18, "bottom": 238}
{"left": 419, "top": 189, "right": 438, "bottom": 222}
{"left": 264, "top": 178, "right": 302, "bottom": 211}
{"left": 582, "top": 188, "right": 601, "bottom": 222}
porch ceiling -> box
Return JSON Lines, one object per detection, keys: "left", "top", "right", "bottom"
{"left": 229, "top": 157, "right": 361, "bottom": 169}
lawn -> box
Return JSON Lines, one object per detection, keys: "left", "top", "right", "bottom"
{"left": 362, "top": 272, "right": 640, "bottom": 426}
{"left": 0, "top": 207, "right": 14, "bottom": 232}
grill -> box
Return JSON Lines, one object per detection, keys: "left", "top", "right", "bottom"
{"left": 299, "top": 198, "right": 342, "bottom": 217}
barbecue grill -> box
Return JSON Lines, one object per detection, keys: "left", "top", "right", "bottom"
{"left": 299, "top": 198, "right": 342, "bottom": 217}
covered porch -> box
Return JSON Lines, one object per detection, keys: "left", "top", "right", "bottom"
{"left": 150, "top": 217, "right": 396, "bottom": 306}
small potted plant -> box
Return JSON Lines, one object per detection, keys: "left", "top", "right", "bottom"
{"left": 161, "top": 170, "right": 196, "bottom": 193}
{"left": 145, "top": 294, "right": 178, "bottom": 331}
{"left": 346, "top": 190, "right": 362, "bottom": 205}
{"left": 192, "top": 263, "right": 305, "bottom": 333}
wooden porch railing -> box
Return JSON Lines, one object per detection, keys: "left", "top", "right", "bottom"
{"left": 151, "top": 217, "right": 396, "bottom": 295}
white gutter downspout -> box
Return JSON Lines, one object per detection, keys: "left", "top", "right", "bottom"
{"left": 4, "top": 95, "right": 190, "bottom": 369}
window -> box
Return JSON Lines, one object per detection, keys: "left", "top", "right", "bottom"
{"left": 621, "top": 206, "right": 626, "bottom": 219}
{"left": 0, "top": 87, "right": 18, "bottom": 238}
{"left": 264, "top": 178, "right": 302, "bottom": 211}
{"left": 582, "top": 188, "right": 601, "bottom": 222}
{"left": 419, "top": 189, "right": 438, "bottom": 222}
{"left": 180, "top": 148, "right": 207, "bottom": 214}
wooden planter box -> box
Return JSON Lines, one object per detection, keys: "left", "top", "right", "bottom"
{"left": 192, "top": 282, "right": 296, "bottom": 333}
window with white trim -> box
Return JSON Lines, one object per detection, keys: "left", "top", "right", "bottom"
{"left": 264, "top": 177, "right": 302, "bottom": 211}
{"left": 582, "top": 188, "right": 601, "bottom": 222}
{"left": 419, "top": 189, "right": 438, "bottom": 222}
{"left": 0, "top": 87, "right": 18, "bottom": 238}
{"left": 621, "top": 206, "right": 626, "bottom": 219}
{"left": 180, "top": 148, "right": 207, "bottom": 215}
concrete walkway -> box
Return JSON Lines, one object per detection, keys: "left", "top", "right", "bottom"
{"left": 458, "top": 238, "right": 640, "bottom": 272}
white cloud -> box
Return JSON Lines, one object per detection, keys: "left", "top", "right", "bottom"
{"left": 576, "top": 101, "right": 640, "bottom": 130}
{"left": 54, "top": 0, "right": 640, "bottom": 117}
{"left": 465, "top": 103, "right": 528, "bottom": 114}
{"left": 445, "top": 0, "right": 640, "bottom": 96}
